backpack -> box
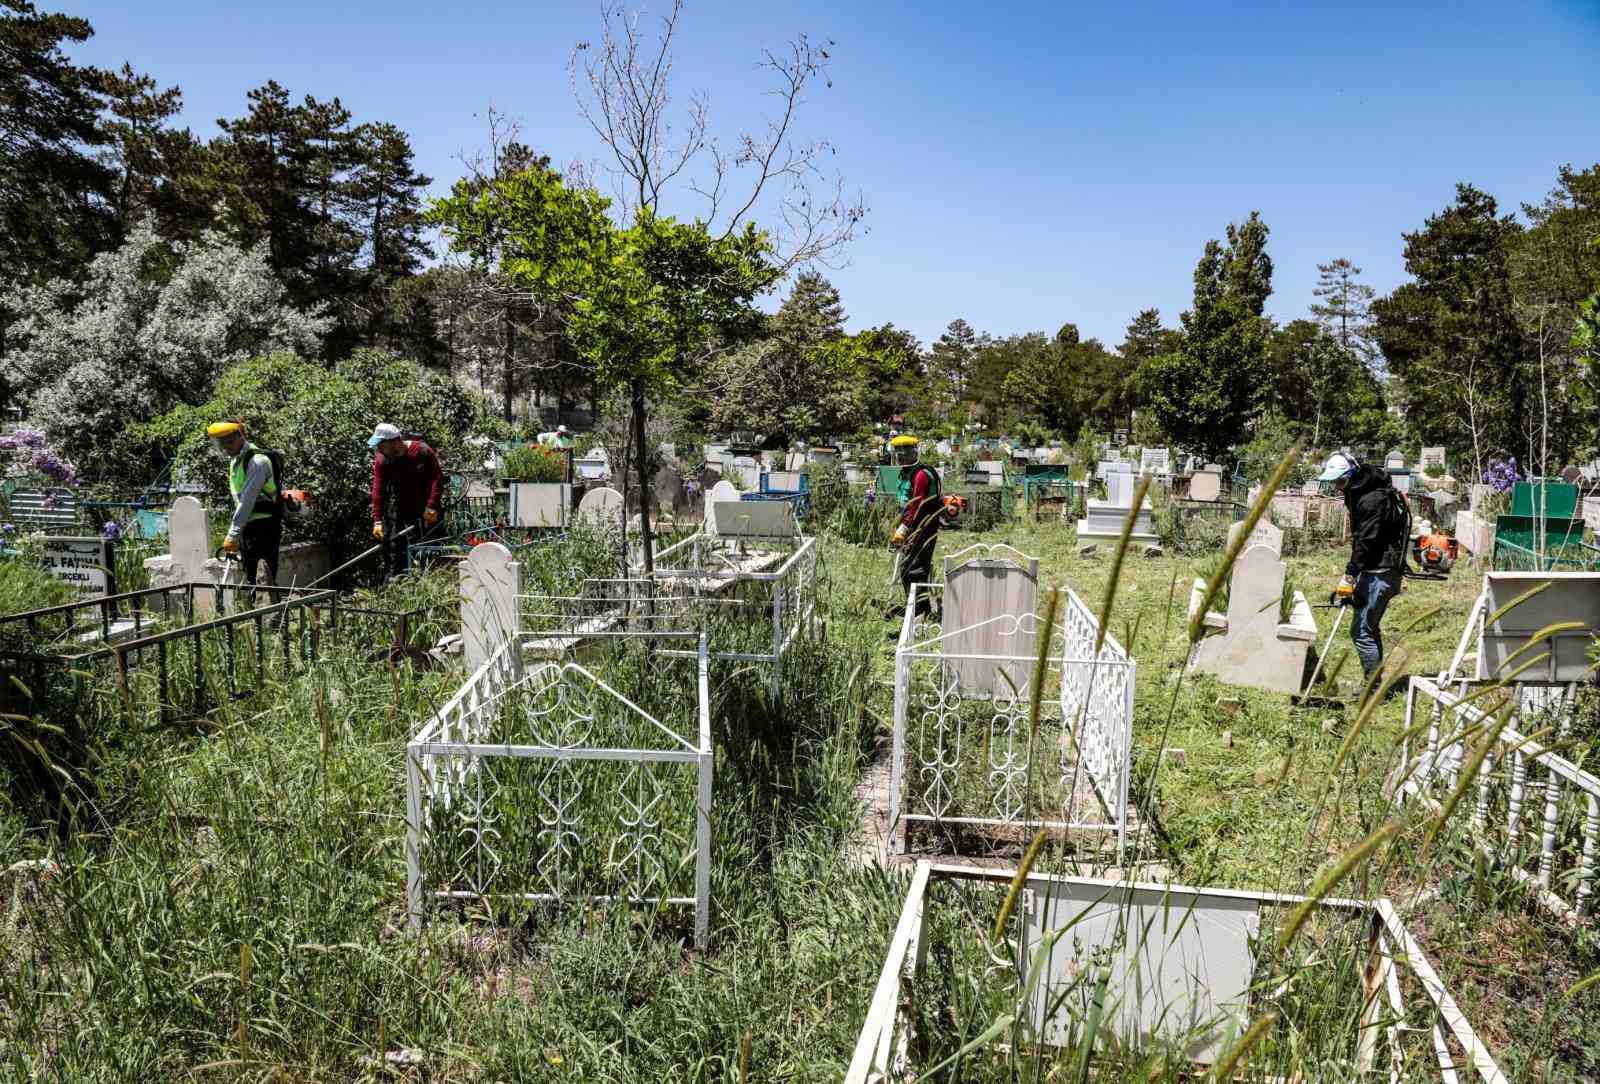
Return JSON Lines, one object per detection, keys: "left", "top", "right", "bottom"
{"left": 257, "top": 446, "right": 287, "bottom": 519}
{"left": 1380, "top": 484, "right": 1412, "bottom": 571}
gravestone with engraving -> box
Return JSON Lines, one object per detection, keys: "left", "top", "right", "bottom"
{"left": 39, "top": 535, "right": 115, "bottom": 598}
{"left": 1188, "top": 519, "right": 1317, "bottom": 694}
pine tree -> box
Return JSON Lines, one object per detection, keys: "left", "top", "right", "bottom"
{"left": 0, "top": 0, "right": 113, "bottom": 284}
{"left": 1310, "top": 258, "right": 1378, "bottom": 370}
{"left": 348, "top": 121, "right": 432, "bottom": 345}
{"left": 94, "top": 63, "right": 214, "bottom": 242}
{"left": 929, "top": 318, "right": 978, "bottom": 416}
{"left": 772, "top": 271, "right": 844, "bottom": 346}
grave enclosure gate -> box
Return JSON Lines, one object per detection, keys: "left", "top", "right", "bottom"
{"left": 891, "top": 544, "right": 1135, "bottom": 858}
{"left": 405, "top": 633, "right": 714, "bottom": 945}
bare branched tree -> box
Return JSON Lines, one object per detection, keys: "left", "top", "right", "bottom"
{"left": 565, "top": 0, "right": 865, "bottom": 562}
{"left": 570, "top": 0, "right": 865, "bottom": 278}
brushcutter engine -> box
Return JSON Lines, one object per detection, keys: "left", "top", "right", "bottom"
{"left": 1412, "top": 530, "right": 1458, "bottom": 574}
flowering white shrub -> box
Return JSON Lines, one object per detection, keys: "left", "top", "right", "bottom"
{"left": 4, "top": 225, "right": 331, "bottom": 462}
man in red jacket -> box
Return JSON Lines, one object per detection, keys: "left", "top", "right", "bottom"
{"left": 889, "top": 434, "right": 944, "bottom": 618}
{"left": 369, "top": 422, "right": 443, "bottom": 579}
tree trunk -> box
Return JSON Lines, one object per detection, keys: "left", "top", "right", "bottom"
{"left": 632, "top": 382, "right": 654, "bottom": 575}
{"left": 502, "top": 311, "right": 516, "bottom": 423}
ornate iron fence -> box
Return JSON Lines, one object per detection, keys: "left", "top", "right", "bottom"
{"left": 848, "top": 863, "right": 1507, "bottom": 1084}
{"left": 1398, "top": 676, "right": 1600, "bottom": 923}
{"left": 890, "top": 584, "right": 1135, "bottom": 858}
{"left": 521, "top": 531, "right": 818, "bottom": 699}
{"left": 404, "top": 633, "right": 713, "bottom": 946}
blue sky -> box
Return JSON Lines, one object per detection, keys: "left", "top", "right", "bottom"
{"left": 65, "top": 0, "right": 1600, "bottom": 350}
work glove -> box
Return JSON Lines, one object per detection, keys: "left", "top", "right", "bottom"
{"left": 1334, "top": 574, "right": 1356, "bottom": 601}
{"left": 372, "top": 522, "right": 385, "bottom": 541}
{"left": 890, "top": 524, "right": 909, "bottom": 548}
{"left": 423, "top": 508, "right": 440, "bottom": 527}
{"left": 221, "top": 536, "right": 240, "bottom": 555}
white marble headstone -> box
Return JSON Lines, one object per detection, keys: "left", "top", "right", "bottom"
{"left": 705, "top": 480, "right": 740, "bottom": 535}
{"left": 461, "top": 542, "right": 519, "bottom": 670}
{"left": 576, "top": 485, "right": 623, "bottom": 527}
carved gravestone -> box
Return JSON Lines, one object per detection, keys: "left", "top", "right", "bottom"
{"left": 576, "top": 485, "right": 624, "bottom": 528}
{"left": 941, "top": 545, "right": 1041, "bottom": 696}
{"left": 1189, "top": 521, "right": 1315, "bottom": 695}
{"left": 461, "top": 542, "right": 519, "bottom": 670}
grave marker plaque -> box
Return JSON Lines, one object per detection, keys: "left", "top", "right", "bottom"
{"left": 40, "top": 535, "right": 115, "bottom": 598}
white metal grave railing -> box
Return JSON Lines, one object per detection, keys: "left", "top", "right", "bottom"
{"left": 523, "top": 531, "right": 817, "bottom": 700}
{"left": 891, "top": 584, "right": 1135, "bottom": 858}
{"left": 847, "top": 863, "right": 1507, "bottom": 1084}
{"left": 404, "top": 632, "right": 713, "bottom": 946}
{"left": 1398, "top": 676, "right": 1600, "bottom": 923}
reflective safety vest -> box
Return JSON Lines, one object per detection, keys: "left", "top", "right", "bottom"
{"left": 229, "top": 443, "right": 279, "bottom": 523}
{"left": 896, "top": 463, "right": 940, "bottom": 518}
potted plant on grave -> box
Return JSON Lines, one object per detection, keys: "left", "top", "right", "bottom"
{"left": 501, "top": 444, "right": 572, "bottom": 528}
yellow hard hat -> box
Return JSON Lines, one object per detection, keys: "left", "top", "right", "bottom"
{"left": 889, "top": 434, "right": 919, "bottom": 448}
{"left": 206, "top": 421, "right": 242, "bottom": 439}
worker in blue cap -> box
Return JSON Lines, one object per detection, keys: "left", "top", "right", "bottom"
{"left": 1319, "top": 451, "right": 1409, "bottom": 679}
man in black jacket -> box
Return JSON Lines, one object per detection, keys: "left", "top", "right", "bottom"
{"left": 1318, "top": 452, "right": 1407, "bottom": 678}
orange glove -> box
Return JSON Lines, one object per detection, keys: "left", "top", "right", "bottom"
{"left": 221, "top": 536, "right": 240, "bottom": 555}
{"left": 423, "top": 508, "right": 440, "bottom": 527}
{"left": 372, "top": 522, "right": 385, "bottom": 541}
{"left": 890, "top": 524, "right": 909, "bottom": 548}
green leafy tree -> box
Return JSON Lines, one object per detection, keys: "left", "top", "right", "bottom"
{"left": 428, "top": 163, "right": 774, "bottom": 569}
{"left": 707, "top": 273, "right": 890, "bottom": 441}
{"left": 139, "top": 351, "right": 475, "bottom": 554}
{"left": 999, "top": 325, "right": 1095, "bottom": 438}
{"left": 1509, "top": 164, "right": 1600, "bottom": 469}
{"left": 1268, "top": 319, "right": 1388, "bottom": 448}
{"left": 439, "top": 2, "right": 859, "bottom": 569}
{"left": 1372, "top": 184, "right": 1528, "bottom": 477}
{"left": 1134, "top": 212, "right": 1274, "bottom": 459}
{"left": 859, "top": 322, "right": 922, "bottom": 425}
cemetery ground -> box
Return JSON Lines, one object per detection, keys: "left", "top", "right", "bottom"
{"left": 1, "top": 513, "right": 1597, "bottom": 1079}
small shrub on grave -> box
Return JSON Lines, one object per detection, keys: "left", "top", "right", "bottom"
{"left": 502, "top": 443, "right": 569, "bottom": 483}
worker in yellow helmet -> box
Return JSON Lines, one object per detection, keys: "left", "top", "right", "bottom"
{"left": 207, "top": 421, "right": 281, "bottom": 596}
{"left": 888, "top": 434, "right": 942, "bottom": 618}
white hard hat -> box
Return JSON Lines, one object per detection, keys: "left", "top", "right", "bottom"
{"left": 1317, "top": 452, "right": 1358, "bottom": 483}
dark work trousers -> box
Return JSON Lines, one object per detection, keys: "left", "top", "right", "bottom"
{"left": 382, "top": 511, "right": 424, "bottom": 580}
{"left": 1350, "top": 568, "right": 1402, "bottom": 677}
{"left": 899, "top": 522, "right": 939, "bottom": 616}
{"left": 240, "top": 516, "right": 282, "bottom": 603}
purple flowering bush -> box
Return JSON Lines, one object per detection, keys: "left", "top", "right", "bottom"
{"left": 0, "top": 427, "right": 78, "bottom": 487}
{"left": 1482, "top": 457, "right": 1520, "bottom": 494}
